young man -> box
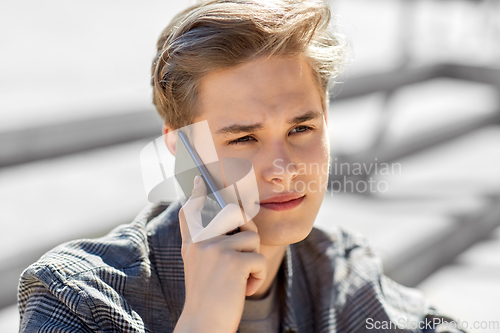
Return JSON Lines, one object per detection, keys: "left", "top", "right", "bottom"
{"left": 18, "top": 0, "right": 461, "bottom": 332}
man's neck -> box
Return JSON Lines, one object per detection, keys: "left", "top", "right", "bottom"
{"left": 246, "top": 244, "right": 286, "bottom": 300}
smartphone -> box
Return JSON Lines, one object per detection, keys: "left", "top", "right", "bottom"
{"left": 175, "top": 130, "right": 227, "bottom": 209}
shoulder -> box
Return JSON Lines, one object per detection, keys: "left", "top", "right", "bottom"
{"left": 297, "top": 226, "right": 436, "bottom": 331}
{"left": 18, "top": 202, "right": 176, "bottom": 331}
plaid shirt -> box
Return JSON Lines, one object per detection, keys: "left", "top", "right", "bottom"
{"left": 18, "top": 201, "right": 460, "bottom": 332}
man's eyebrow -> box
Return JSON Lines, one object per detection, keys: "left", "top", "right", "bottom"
{"left": 215, "top": 110, "right": 322, "bottom": 136}
{"left": 215, "top": 123, "right": 264, "bottom": 136}
{"left": 287, "top": 110, "right": 322, "bottom": 126}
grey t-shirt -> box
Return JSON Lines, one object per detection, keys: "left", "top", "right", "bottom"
{"left": 238, "top": 277, "right": 280, "bottom": 333}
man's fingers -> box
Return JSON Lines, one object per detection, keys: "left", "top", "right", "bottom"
{"left": 178, "top": 208, "right": 192, "bottom": 252}
{"left": 221, "top": 230, "right": 260, "bottom": 254}
{"left": 246, "top": 276, "right": 264, "bottom": 297}
{"left": 237, "top": 252, "right": 267, "bottom": 297}
{"left": 220, "top": 207, "right": 259, "bottom": 252}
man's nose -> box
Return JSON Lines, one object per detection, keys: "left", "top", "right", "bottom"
{"left": 262, "top": 145, "right": 299, "bottom": 184}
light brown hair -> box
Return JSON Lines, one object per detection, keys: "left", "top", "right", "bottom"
{"left": 151, "top": 0, "right": 346, "bottom": 130}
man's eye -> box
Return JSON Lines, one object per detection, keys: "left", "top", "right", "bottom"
{"left": 290, "top": 125, "right": 313, "bottom": 134}
{"left": 228, "top": 135, "right": 255, "bottom": 145}
{"left": 227, "top": 126, "right": 313, "bottom": 145}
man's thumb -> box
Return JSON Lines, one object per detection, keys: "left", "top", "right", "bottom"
{"left": 179, "top": 175, "right": 207, "bottom": 246}
{"left": 190, "top": 175, "right": 207, "bottom": 205}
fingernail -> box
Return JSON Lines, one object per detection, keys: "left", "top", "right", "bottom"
{"left": 194, "top": 175, "right": 201, "bottom": 187}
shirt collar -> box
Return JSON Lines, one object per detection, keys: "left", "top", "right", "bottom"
{"left": 281, "top": 244, "right": 299, "bottom": 332}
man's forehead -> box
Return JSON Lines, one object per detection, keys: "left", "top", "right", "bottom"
{"left": 192, "top": 55, "right": 325, "bottom": 134}
{"left": 198, "top": 56, "right": 320, "bottom": 98}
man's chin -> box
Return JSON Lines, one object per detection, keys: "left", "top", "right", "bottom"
{"left": 253, "top": 219, "right": 315, "bottom": 246}
{"left": 259, "top": 232, "right": 312, "bottom": 247}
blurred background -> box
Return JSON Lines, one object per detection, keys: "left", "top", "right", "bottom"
{"left": 0, "top": 0, "right": 499, "bottom": 331}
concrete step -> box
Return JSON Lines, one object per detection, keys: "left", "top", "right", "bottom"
{"left": 0, "top": 304, "right": 18, "bottom": 333}
{"left": 417, "top": 226, "right": 500, "bottom": 333}
{"left": 0, "top": 138, "right": 163, "bottom": 308}
{"left": 329, "top": 77, "right": 499, "bottom": 157}
{"left": 316, "top": 125, "right": 500, "bottom": 286}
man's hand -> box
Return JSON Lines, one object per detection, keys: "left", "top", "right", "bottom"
{"left": 174, "top": 176, "right": 266, "bottom": 333}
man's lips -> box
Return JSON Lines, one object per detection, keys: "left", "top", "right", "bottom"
{"left": 260, "top": 193, "right": 304, "bottom": 204}
{"left": 259, "top": 193, "right": 305, "bottom": 211}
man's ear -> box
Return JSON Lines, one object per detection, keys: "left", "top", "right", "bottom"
{"left": 162, "top": 123, "right": 177, "bottom": 156}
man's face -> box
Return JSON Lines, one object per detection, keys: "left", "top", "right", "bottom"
{"left": 192, "top": 55, "right": 330, "bottom": 246}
